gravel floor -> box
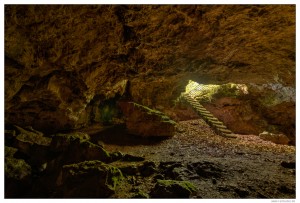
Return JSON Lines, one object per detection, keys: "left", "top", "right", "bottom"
{"left": 83, "top": 118, "right": 295, "bottom": 198}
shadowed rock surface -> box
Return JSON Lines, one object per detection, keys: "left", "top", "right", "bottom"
{"left": 4, "top": 5, "right": 295, "bottom": 199}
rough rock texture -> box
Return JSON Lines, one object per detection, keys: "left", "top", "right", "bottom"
{"left": 184, "top": 81, "right": 295, "bottom": 142}
{"left": 150, "top": 179, "right": 197, "bottom": 198}
{"left": 11, "top": 125, "right": 52, "bottom": 166}
{"left": 4, "top": 123, "right": 295, "bottom": 198}
{"left": 5, "top": 5, "right": 295, "bottom": 140}
{"left": 49, "top": 133, "right": 111, "bottom": 166}
{"left": 56, "top": 160, "right": 123, "bottom": 198}
{"left": 5, "top": 146, "right": 32, "bottom": 198}
{"left": 259, "top": 131, "right": 290, "bottom": 145}
{"left": 119, "top": 102, "right": 176, "bottom": 137}
{"left": 4, "top": 126, "right": 149, "bottom": 198}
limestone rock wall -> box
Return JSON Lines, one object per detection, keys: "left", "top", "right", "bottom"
{"left": 5, "top": 5, "right": 295, "bottom": 137}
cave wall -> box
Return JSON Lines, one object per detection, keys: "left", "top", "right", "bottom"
{"left": 5, "top": 5, "right": 295, "bottom": 135}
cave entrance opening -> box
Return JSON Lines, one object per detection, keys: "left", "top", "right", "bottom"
{"left": 179, "top": 80, "right": 249, "bottom": 138}
{"left": 183, "top": 80, "right": 249, "bottom": 102}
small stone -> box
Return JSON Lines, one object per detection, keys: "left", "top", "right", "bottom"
{"left": 140, "top": 161, "right": 157, "bottom": 177}
{"left": 234, "top": 188, "right": 249, "bottom": 198}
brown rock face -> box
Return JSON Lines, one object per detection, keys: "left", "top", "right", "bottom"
{"left": 56, "top": 161, "right": 123, "bottom": 198}
{"left": 119, "top": 102, "right": 176, "bottom": 137}
{"left": 5, "top": 5, "right": 295, "bottom": 140}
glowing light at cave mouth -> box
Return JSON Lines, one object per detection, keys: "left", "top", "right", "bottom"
{"left": 184, "top": 80, "right": 248, "bottom": 101}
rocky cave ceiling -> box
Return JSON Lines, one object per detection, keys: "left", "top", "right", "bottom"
{"left": 4, "top": 5, "right": 295, "bottom": 141}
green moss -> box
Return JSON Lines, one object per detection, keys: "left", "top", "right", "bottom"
{"left": 52, "top": 133, "right": 111, "bottom": 161}
{"left": 157, "top": 179, "right": 197, "bottom": 193}
{"left": 259, "top": 94, "right": 283, "bottom": 107}
{"left": 99, "top": 99, "right": 120, "bottom": 124}
{"left": 5, "top": 157, "right": 31, "bottom": 180}
{"left": 63, "top": 160, "right": 123, "bottom": 191}
{"left": 132, "top": 190, "right": 149, "bottom": 198}
{"left": 132, "top": 102, "right": 163, "bottom": 115}
{"left": 5, "top": 146, "right": 18, "bottom": 157}
{"left": 108, "top": 166, "right": 124, "bottom": 191}
{"left": 132, "top": 102, "right": 176, "bottom": 125}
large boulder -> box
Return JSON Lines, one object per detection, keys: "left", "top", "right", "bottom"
{"left": 259, "top": 131, "right": 290, "bottom": 145}
{"left": 150, "top": 179, "right": 197, "bottom": 198}
{"left": 12, "top": 125, "right": 52, "bottom": 165}
{"left": 119, "top": 102, "right": 176, "bottom": 137}
{"left": 48, "top": 133, "right": 111, "bottom": 171}
{"left": 56, "top": 160, "right": 123, "bottom": 198}
{"left": 5, "top": 146, "right": 32, "bottom": 198}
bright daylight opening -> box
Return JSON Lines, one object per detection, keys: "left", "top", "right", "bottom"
{"left": 184, "top": 80, "right": 249, "bottom": 102}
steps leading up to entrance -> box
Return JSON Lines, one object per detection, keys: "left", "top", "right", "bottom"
{"left": 182, "top": 93, "right": 237, "bottom": 139}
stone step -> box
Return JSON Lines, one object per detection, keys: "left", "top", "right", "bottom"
{"left": 222, "top": 133, "right": 237, "bottom": 138}
{"left": 197, "top": 108, "right": 207, "bottom": 111}
{"left": 195, "top": 107, "right": 209, "bottom": 112}
{"left": 203, "top": 115, "right": 216, "bottom": 120}
{"left": 218, "top": 128, "right": 232, "bottom": 134}
{"left": 201, "top": 113, "right": 215, "bottom": 117}
{"left": 191, "top": 104, "right": 202, "bottom": 108}
{"left": 197, "top": 110, "right": 211, "bottom": 115}
{"left": 208, "top": 119, "right": 222, "bottom": 124}
{"left": 188, "top": 100, "right": 197, "bottom": 103}
{"left": 213, "top": 124, "right": 227, "bottom": 129}
{"left": 183, "top": 96, "right": 236, "bottom": 138}
{"left": 206, "top": 117, "right": 218, "bottom": 121}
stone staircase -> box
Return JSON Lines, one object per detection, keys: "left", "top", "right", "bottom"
{"left": 182, "top": 93, "right": 237, "bottom": 138}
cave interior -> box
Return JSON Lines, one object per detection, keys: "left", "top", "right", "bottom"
{"left": 4, "top": 5, "right": 296, "bottom": 199}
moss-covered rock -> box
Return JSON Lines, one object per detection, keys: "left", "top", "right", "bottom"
{"left": 57, "top": 160, "right": 123, "bottom": 198}
{"left": 139, "top": 161, "right": 157, "bottom": 177}
{"left": 259, "top": 131, "right": 290, "bottom": 145}
{"left": 5, "top": 156, "right": 32, "bottom": 180}
{"left": 132, "top": 189, "right": 149, "bottom": 198}
{"left": 5, "top": 155, "right": 32, "bottom": 198}
{"left": 119, "top": 101, "right": 176, "bottom": 137}
{"left": 12, "top": 125, "right": 52, "bottom": 165}
{"left": 5, "top": 146, "right": 18, "bottom": 157}
{"left": 150, "top": 179, "right": 197, "bottom": 198}
{"left": 50, "top": 133, "right": 111, "bottom": 166}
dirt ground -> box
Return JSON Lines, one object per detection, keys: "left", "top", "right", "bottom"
{"left": 81, "top": 118, "right": 296, "bottom": 198}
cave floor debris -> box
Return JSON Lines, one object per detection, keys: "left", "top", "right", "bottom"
{"left": 82, "top": 118, "right": 295, "bottom": 198}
